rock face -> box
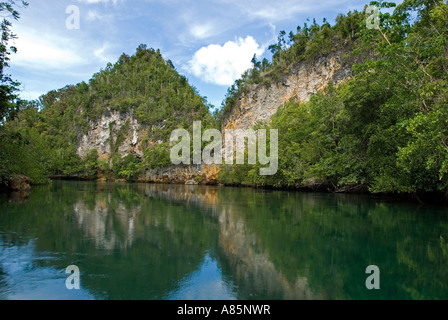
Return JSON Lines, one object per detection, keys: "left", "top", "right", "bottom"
{"left": 77, "top": 110, "right": 145, "bottom": 160}
{"left": 75, "top": 50, "right": 355, "bottom": 184}
{"left": 144, "top": 165, "right": 220, "bottom": 185}
{"left": 76, "top": 109, "right": 221, "bottom": 184}
{"left": 222, "top": 52, "right": 354, "bottom": 131}
{"left": 9, "top": 175, "right": 31, "bottom": 192}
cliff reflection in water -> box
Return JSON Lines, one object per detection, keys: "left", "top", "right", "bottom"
{"left": 1, "top": 181, "right": 448, "bottom": 300}
{"left": 68, "top": 182, "right": 314, "bottom": 299}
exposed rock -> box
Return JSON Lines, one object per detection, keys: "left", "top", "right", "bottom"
{"left": 75, "top": 50, "right": 356, "bottom": 185}
{"left": 75, "top": 109, "right": 222, "bottom": 185}
{"left": 9, "top": 175, "right": 31, "bottom": 192}
{"left": 144, "top": 164, "right": 219, "bottom": 185}
{"left": 77, "top": 110, "right": 146, "bottom": 159}
{"left": 222, "top": 52, "right": 355, "bottom": 131}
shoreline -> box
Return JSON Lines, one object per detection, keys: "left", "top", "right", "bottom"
{"left": 2, "top": 174, "right": 446, "bottom": 206}
{"left": 46, "top": 176, "right": 448, "bottom": 206}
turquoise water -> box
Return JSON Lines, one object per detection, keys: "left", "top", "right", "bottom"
{"left": 0, "top": 181, "right": 447, "bottom": 300}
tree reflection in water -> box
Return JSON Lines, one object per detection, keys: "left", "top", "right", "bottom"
{"left": 0, "top": 181, "right": 447, "bottom": 300}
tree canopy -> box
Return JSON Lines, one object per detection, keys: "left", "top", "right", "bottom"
{"left": 1, "top": 0, "right": 448, "bottom": 200}
{"left": 219, "top": 0, "right": 448, "bottom": 199}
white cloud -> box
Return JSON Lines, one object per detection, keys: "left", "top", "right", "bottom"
{"left": 10, "top": 25, "right": 117, "bottom": 76}
{"left": 86, "top": 10, "right": 115, "bottom": 22}
{"left": 186, "top": 36, "right": 264, "bottom": 86}
{"left": 94, "top": 43, "right": 115, "bottom": 63}
{"left": 190, "top": 23, "right": 216, "bottom": 40}
{"left": 176, "top": 11, "right": 228, "bottom": 45}
{"left": 87, "top": 10, "right": 101, "bottom": 21}
{"left": 249, "top": 3, "right": 314, "bottom": 21}
{"left": 12, "top": 32, "right": 85, "bottom": 70}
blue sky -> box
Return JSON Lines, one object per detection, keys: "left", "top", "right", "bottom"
{"left": 10, "top": 0, "right": 377, "bottom": 108}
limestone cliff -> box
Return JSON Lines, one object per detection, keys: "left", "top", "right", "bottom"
{"left": 76, "top": 111, "right": 220, "bottom": 184}
{"left": 222, "top": 51, "right": 354, "bottom": 131}
{"left": 143, "top": 164, "right": 220, "bottom": 185}
{"left": 77, "top": 110, "right": 145, "bottom": 160}
{"left": 75, "top": 49, "right": 356, "bottom": 185}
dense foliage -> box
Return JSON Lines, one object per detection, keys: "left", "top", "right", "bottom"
{"left": 1, "top": 0, "right": 447, "bottom": 199}
{"left": 0, "top": 1, "right": 42, "bottom": 185}
{"left": 219, "top": 0, "right": 448, "bottom": 198}
{"left": 220, "top": 3, "right": 383, "bottom": 123}
{"left": 1, "top": 43, "right": 216, "bottom": 184}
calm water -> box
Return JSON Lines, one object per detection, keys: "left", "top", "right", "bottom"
{"left": 0, "top": 181, "right": 448, "bottom": 300}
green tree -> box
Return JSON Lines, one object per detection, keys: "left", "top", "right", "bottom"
{"left": 83, "top": 149, "right": 99, "bottom": 179}
{"left": 219, "top": 0, "right": 448, "bottom": 199}
{"left": 0, "top": 0, "right": 28, "bottom": 121}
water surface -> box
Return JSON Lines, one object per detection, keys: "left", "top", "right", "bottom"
{"left": 0, "top": 181, "right": 447, "bottom": 300}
